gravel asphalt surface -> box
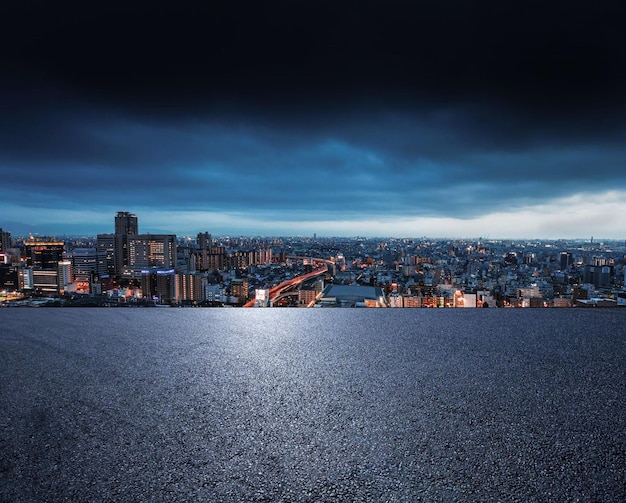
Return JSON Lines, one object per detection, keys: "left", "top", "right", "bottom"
{"left": 1, "top": 308, "right": 624, "bottom": 502}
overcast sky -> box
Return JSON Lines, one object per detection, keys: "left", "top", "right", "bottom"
{"left": 1, "top": 1, "right": 625, "bottom": 238}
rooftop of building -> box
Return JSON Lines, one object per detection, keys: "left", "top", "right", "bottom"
{"left": 317, "top": 284, "right": 387, "bottom": 308}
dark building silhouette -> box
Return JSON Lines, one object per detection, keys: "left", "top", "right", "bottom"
{"left": 115, "top": 211, "right": 138, "bottom": 235}
{"left": 23, "top": 236, "right": 64, "bottom": 269}
{"left": 583, "top": 264, "right": 612, "bottom": 288}
{"left": 96, "top": 234, "right": 116, "bottom": 276}
{"left": 114, "top": 211, "right": 138, "bottom": 277}
{"left": 560, "top": 251, "right": 572, "bottom": 270}
{"left": 0, "top": 265, "right": 19, "bottom": 290}
{"left": 196, "top": 232, "right": 212, "bottom": 270}
{"left": 0, "top": 228, "right": 11, "bottom": 253}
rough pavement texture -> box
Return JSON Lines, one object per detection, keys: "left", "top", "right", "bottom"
{"left": 1, "top": 308, "right": 624, "bottom": 501}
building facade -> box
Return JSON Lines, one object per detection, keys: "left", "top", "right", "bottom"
{"left": 0, "top": 228, "right": 11, "bottom": 253}
{"left": 24, "top": 237, "right": 65, "bottom": 269}
{"left": 96, "top": 234, "right": 116, "bottom": 277}
{"left": 127, "top": 234, "right": 176, "bottom": 276}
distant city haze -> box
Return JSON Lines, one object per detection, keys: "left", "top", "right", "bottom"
{"left": 2, "top": 201, "right": 625, "bottom": 241}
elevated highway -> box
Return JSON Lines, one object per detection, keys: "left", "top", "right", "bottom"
{"left": 243, "top": 265, "right": 327, "bottom": 307}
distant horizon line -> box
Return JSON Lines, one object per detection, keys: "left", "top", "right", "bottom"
{"left": 3, "top": 229, "right": 624, "bottom": 244}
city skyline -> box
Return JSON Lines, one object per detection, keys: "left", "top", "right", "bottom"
{"left": 3, "top": 211, "right": 624, "bottom": 308}
{"left": 2, "top": 2, "right": 625, "bottom": 239}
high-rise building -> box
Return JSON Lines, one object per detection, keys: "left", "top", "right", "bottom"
{"left": 197, "top": 246, "right": 226, "bottom": 271}
{"left": 127, "top": 234, "right": 176, "bottom": 273}
{"left": 96, "top": 234, "right": 116, "bottom": 276}
{"left": 255, "top": 247, "right": 273, "bottom": 265}
{"left": 0, "top": 228, "right": 11, "bottom": 253}
{"left": 583, "top": 264, "right": 613, "bottom": 288}
{"left": 0, "top": 265, "right": 19, "bottom": 291}
{"left": 195, "top": 232, "right": 213, "bottom": 271}
{"left": 114, "top": 212, "right": 138, "bottom": 277}
{"left": 115, "top": 212, "right": 138, "bottom": 236}
{"left": 560, "top": 252, "right": 572, "bottom": 270}
{"left": 138, "top": 268, "right": 177, "bottom": 303}
{"left": 175, "top": 272, "right": 205, "bottom": 304}
{"left": 140, "top": 270, "right": 158, "bottom": 301}
{"left": 156, "top": 269, "right": 176, "bottom": 304}
{"left": 106, "top": 212, "right": 178, "bottom": 278}
{"left": 72, "top": 248, "right": 105, "bottom": 281}
{"left": 24, "top": 236, "right": 65, "bottom": 269}
{"left": 176, "top": 245, "right": 196, "bottom": 274}
{"left": 229, "top": 250, "right": 255, "bottom": 270}
{"left": 57, "top": 260, "right": 73, "bottom": 293}
{"left": 197, "top": 232, "right": 211, "bottom": 250}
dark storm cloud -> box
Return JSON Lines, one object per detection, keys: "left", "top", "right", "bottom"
{"left": 2, "top": 108, "right": 624, "bottom": 220}
{"left": 4, "top": 1, "right": 625, "bottom": 112}
{"left": 1, "top": 1, "right": 626, "bottom": 233}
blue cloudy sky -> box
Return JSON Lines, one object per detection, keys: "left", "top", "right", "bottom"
{"left": 1, "top": 1, "right": 625, "bottom": 238}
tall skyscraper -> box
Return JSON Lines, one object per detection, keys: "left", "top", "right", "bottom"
{"left": 197, "top": 232, "right": 211, "bottom": 250}
{"left": 115, "top": 212, "right": 138, "bottom": 236}
{"left": 0, "top": 228, "right": 11, "bottom": 253}
{"left": 96, "top": 234, "right": 116, "bottom": 276}
{"left": 560, "top": 251, "right": 572, "bottom": 270}
{"left": 105, "top": 211, "right": 178, "bottom": 279}
{"left": 57, "top": 260, "right": 73, "bottom": 292}
{"left": 114, "top": 211, "right": 139, "bottom": 277}
{"left": 196, "top": 232, "right": 212, "bottom": 271}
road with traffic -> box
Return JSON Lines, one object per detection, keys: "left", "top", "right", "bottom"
{"left": 243, "top": 265, "right": 327, "bottom": 307}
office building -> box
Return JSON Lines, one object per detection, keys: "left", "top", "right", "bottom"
{"left": 0, "top": 265, "right": 19, "bottom": 291}
{"left": 109, "top": 212, "right": 176, "bottom": 278}
{"left": 140, "top": 270, "right": 158, "bottom": 301}
{"left": 72, "top": 247, "right": 105, "bottom": 281}
{"left": 113, "top": 211, "right": 139, "bottom": 277}
{"left": 115, "top": 211, "right": 138, "bottom": 236}
{"left": 0, "top": 228, "right": 11, "bottom": 253}
{"left": 560, "top": 252, "right": 572, "bottom": 270}
{"left": 24, "top": 236, "right": 65, "bottom": 269}
{"left": 127, "top": 234, "right": 176, "bottom": 274}
{"left": 583, "top": 264, "right": 612, "bottom": 288}
{"left": 96, "top": 234, "right": 116, "bottom": 276}
{"left": 58, "top": 260, "right": 73, "bottom": 293}
{"left": 32, "top": 269, "right": 59, "bottom": 296}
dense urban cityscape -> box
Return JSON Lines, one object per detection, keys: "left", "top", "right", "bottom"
{"left": 1, "top": 211, "right": 625, "bottom": 308}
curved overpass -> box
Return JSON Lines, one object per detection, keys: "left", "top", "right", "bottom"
{"left": 243, "top": 265, "right": 327, "bottom": 307}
